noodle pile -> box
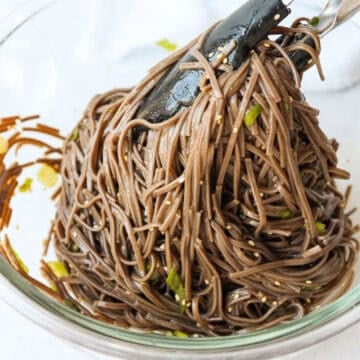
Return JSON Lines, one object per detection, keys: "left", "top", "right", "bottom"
{"left": 0, "top": 20, "right": 358, "bottom": 336}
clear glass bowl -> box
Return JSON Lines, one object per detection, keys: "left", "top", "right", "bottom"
{"left": 0, "top": 0, "right": 359, "bottom": 359}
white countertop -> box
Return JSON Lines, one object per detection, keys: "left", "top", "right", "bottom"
{"left": 0, "top": 1, "right": 359, "bottom": 359}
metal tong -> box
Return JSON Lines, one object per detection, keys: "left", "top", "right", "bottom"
{"left": 137, "top": 0, "right": 360, "bottom": 124}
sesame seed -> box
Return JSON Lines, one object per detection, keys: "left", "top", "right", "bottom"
{"left": 274, "top": 281, "right": 281, "bottom": 287}
{"left": 274, "top": 14, "right": 281, "bottom": 20}
{"left": 233, "top": 294, "right": 240, "bottom": 300}
{"left": 196, "top": 322, "right": 201, "bottom": 328}
{"left": 305, "top": 280, "right": 312, "bottom": 285}
{"left": 181, "top": 299, "right": 186, "bottom": 306}
{"left": 307, "top": 59, "right": 313, "bottom": 64}
{"left": 226, "top": 224, "right": 232, "bottom": 230}
{"left": 272, "top": 301, "right": 278, "bottom": 307}
{"left": 306, "top": 298, "right": 311, "bottom": 304}
{"left": 124, "top": 155, "right": 128, "bottom": 161}
{"left": 218, "top": 46, "right": 224, "bottom": 51}
{"left": 165, "top": 200, "right": 172, "bottom": 205}
{"left": 233, "top": 127, "right": 239, "bottom": 134}
{"left": 254, "top": 252, "right": 260, "bottom": 258}
{"left": 164, "top": 266, "right": 168, "bottom": 272}
{"left": 261, "top": 296, "right": 267, "bottom": 303}
{"left": 216, "top": 114, "right": 223, "bottom": 124}
{"left": 248, "top": 240, "right": 256, "bottom": 247}
{"left": 175, "top": 294, "right": 180, "bottom": 301}
{"left": 186, "top": 302, "right": 191, "bottom": 308}
{"left": 208, "top": 52, "right": 214, "bottom": 57}
{"left": 260, "top": 192, "right": 264, "bottom": 197}
{"left": 264, "top": 42, "right": 271, "bottom": 48}
{"left": 199, "top": 181, "right": 204, "bottom": 185}
{"left": 149, "top": 228, "right": 154, "bottom": 232}
{"left": 205, "top": 279, "right": 210, "bottom": 285}
{"left": 222, "top": 57, "right": 228, "bottom": 64}
{"left": 193, "top": 334, "right": 200, "bottom": 338}
{"left": 227, "top": 307, "right": 233, "bottom": 312}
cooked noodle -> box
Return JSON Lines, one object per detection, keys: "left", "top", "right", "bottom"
{"left": 0, "top": 20, "right": 358, "bottom": 336}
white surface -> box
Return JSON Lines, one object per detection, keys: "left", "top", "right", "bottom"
{"left": 0, "top": 0, "right": 360, "bottom": 359}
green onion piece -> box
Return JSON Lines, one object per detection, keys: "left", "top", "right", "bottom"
{"left": 309, "top": 16, "right": 320, "bottom": 26}
{"left": 284, "top": 101, "right": 290, "bottom": 113}
{"left": 166, "top": 267, "right": 186, "bottom": 312}
{"left": 48, "top": 261, "right": 69, "bottom": 278}
{"left": 12, "top": 247, "right": 29, "bottom": 273}
{"left": 19, "top": 178, "right": 33, "bottom": 193}
{"left": 63, "top": 298, "right": 80, "bottom": 312}
{"left": 303, "top": 285, "right": 322, "bottom": 291}
{"left": 71, "top": 128, "right": 79, "bottom": 142}
{"left": 174, "top": 330, "right": 188, "bottom": 338}
{"left": 145, "top": 260, "right": 152, "bottom": 272}
{"left": 156, "top": 38, "right": 178, "bottom": 52}
{"left": 37, "top": 164, "right": 58, "bottom": 188}
{"left": 165, "top": 330, "right": 188, "bottom": 338}
{"left": 145, "top": 260, "right": 158, "bottom": 281}
{"left": 315, "top": 222, "right": 326, "bottom": 235}
{"left": 71, "top": 243, "right": 80, "bottom": 252}
{"left": 279, "top": 209, "right": 293, "bottom": 219}
{"left": 0, "top": 135, "right": 9, "bottom": 154}
{"left": 244, "top": 104, "right": 262, "bottom": 128}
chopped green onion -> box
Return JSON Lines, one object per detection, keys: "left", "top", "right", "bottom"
{"left": 145, "top": 260, "right": 152, "bottom": 272}
{"left": 0, "top": 136, "right": 9, "bottom": 155}
{"left": 284, "top": 101, "right": 290, "bottom": 113}
{"left": 315, "top": 222, "right": 326, "bottom": 235}
{"left": 63, "top": 298, "right": 80, "bottom": 312}
{"left": 71, "top": 243, "right": 80, "bottom": 252}
{"left": 279, "top": 209, "right": 293, "bottom": 219}
{"left": 244, "top": 104, "right": 262, "bottom": 128}
{"left": 48, "top": 261, "right": 69, "bottom": 278}
{"left": 309, "top": 16, "right": 320, "bottom": 26}
{"left": 156, "top": 38, "right": 178, "bottom": 52}
{"left": 19, "top": 178, "right": 33, "bottom": 193}
{"left": 165, "top": 330, "right": 188, "bottom": 338}
{"left": 174, "top": 330, "right": 188, "bottom": 338}
{"left": 12, "top": 246, "right": 29, "bottom": 273}
{"left": 37, "top": 164, "right": 58, "bottom": 188}
{"left": 303, "top": 285, "right": 322, "bottom": 291}
{"left": 166, "top": 267, "right": 186, "bottom": 312}
{"left": 71, "top": 127, "right": 79, "bottom": 142}
{"left": 145, "top": 260, "right": 158, "bottom": 281}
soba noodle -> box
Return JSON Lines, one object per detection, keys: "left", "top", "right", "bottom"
{"left": 0, "top": 20, "right": 358, "bottom": 336}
